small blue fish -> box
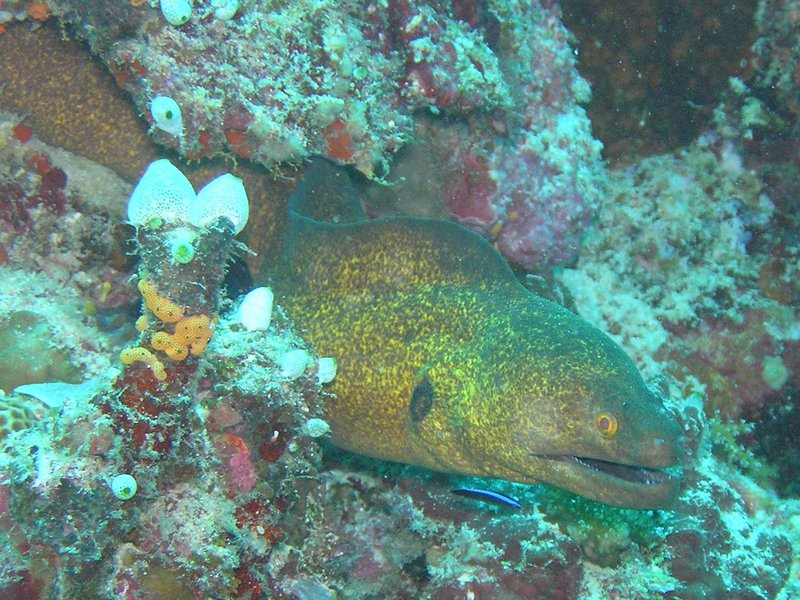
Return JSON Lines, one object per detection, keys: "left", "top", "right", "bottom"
{"left": 451, "top": 487, "right": 522, "bottom": 509}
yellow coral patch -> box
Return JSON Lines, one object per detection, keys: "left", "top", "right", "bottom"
{"left": 151, "top": 362, "right": 167, "bottom": 381}
{"left": 135, "top": 315, "right": 150, "bottom": 332}
{"left": 150, "top": 331, "right": 171, "bottom": 351}
{"left": 120, "top": 346, "right": 153, "bottom": 365}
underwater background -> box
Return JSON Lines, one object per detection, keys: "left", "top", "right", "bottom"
{"left": 0, "top": 0, "right": 798, "bottom": 598}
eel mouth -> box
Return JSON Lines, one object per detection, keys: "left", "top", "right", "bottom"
{"left": 540, "top": 454, "right": 679, "bottom": 486}
{"left": 533, "top": 453, "right": 682, "bottom": 508}
{"left": 569, "top": 455, "right": 676, "bottom": 485}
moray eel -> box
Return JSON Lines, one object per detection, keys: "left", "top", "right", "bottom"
{"left": 263, "top": 188, "right": 683, "bottom": 511}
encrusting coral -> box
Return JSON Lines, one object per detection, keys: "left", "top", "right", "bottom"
{"left": 0, "top": 23, "right": 155, "bottom": 182}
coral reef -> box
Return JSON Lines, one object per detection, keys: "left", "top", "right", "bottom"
{"left": 0, "top": 160, "right": 330, "bottom": 598}
{"left": 558, "top": 131, "right": 799, "bottom": 420}
{"left": 0, "top": 21, "right": 296, "bottom": 269}
{"left": 0, "top": 130, "right": 797, "bottom": 600}
{"left": 752, "top": 0, "right": 800, "bottom": 124}
{"left": 0, "top": 0, "right": 798, "bottom": 599}
{"left": 409, "top": 3, "right": 604, "bottom": 273}
{"left": 0, "top": 310, "right": 81, "bottom": 389}
{"left": 41, "top": 0, "right": 603, "bottom": 274}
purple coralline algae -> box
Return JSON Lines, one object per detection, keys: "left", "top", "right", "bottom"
{"left": 388, "top": 1, "right": 604, "bottom": 272}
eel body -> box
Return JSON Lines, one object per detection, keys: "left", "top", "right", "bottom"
{"left": 263, "top": 209, "right": 683, "bottom": 510}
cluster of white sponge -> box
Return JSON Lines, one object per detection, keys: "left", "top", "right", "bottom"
{"left": 127, "top": 159, "right": 249, "bottom": 234}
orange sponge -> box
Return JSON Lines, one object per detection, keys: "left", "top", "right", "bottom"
{"left": 149, "top": 314, "right": 213, "bottom": 361}
{"left": 175, "top": 315, "right": 213, "bottom": 355}
{"left": 151, "top": 331, "right": 190, "bottom": 361}
{"left": 138, "top": 279, "right": 184, "bottom": 323}
{"left": 121, "top": 346, "right": 167, "bottom": 381}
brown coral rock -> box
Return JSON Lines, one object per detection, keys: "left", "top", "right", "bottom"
{"left": 0, "top": 23, "right": 156, "bottom": 181}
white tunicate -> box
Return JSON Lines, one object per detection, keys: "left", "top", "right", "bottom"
{"left": 192, "top": 173, "right": 250, "bottom": 234}
{"left": 127, "top": 159, "right": 194, "bottom": 226}
{"left": 239, "top": 287, "right": 274, "bottom": 331}
{"left": 212, "top": 0, "right": 238, "bottom": 20}
{"left": 279, "top": 349, "right": 310, "bottom": 379}
{"left": 110, "top": 473, "right": 138, "bottom": 500}
{"left": 302, "top": 418, "right": 331, "bottom": 438}
{"left": 127, "top": 160, "right": 250, "bottom": 235}
{"left": 160, "top": 0, "right": 192, "bottom": 26}
{"left": 150, "top": 96, "right": 184, "bottom": 137}
{"left": 316, "top": 357, "right": 337, "bottom": 384}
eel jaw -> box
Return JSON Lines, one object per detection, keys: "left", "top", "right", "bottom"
{"left": 536, "top": 454, "right": 682, "bottom": 510}
{"left": 568, "top": 455, "right": 677, "bottom": 486}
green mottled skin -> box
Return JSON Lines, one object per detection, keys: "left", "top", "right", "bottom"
{"left": 266, "top": 213, "right": 682, "bottom": 509}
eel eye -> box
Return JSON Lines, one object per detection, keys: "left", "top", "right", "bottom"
{"left": 595, "top": 412, "right": 618, "bottom": 438}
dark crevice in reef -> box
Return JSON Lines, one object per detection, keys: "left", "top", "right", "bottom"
{"left": 561, "top": 0, "right": 759, "bottom": 161}
{"left": 752, "top": 386, "right": 800, "bottom": 498}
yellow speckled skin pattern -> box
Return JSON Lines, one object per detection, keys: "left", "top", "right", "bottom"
{"left": 265, "top": 212, "right": 683, "bottom": 509}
